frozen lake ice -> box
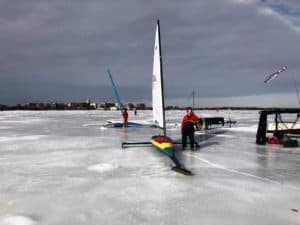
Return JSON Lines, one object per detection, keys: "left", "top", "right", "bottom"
{"left": 0, "top": 110, "right": 299, "bottom": 225}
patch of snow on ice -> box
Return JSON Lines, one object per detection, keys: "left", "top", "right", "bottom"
{"left": 215, "top": 134, "right": 235, "bottom": 138}
{"left": 0, "top": 126, "right": 12, "bottom": 129}
{"left": 2, "top": 215, "right": 37, "bottom": 225}
{"left": 82, "top": 123, "right": 100, "bottom": 127}
{"left": 88, "top": 163, "right": 119, "bottom": 173}
{"left": 0, "top": 135, "right": 46, "bottom": 142}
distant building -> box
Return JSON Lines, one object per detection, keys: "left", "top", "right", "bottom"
{"left": 166, "top": 105, "right": 180, "bottom": 110}
{"left": 22, "top": 103, "right": 37, "bottom": 110}
{"left": 124, "top": 103, "right": 135, "bottom": 110}
{"left": 66, "top": 102, "right": 90, "bottom": 110}
{"left": 98, "top": 102, "right": 115, "bottom": 110}
{"left": 90, "top": 102, "right": 98, "bottom": 109}
{"left": 136, "top": 103, "right": 146, "bottom": 110}
{"left": 51, "top": 102, "right": 65, "bottom": 110}
{"left": 36, "top": 103, "right": 45, "bottom": 110}
{"left": 114, "top": 102, "right": 122, "bottom": 110}
{"left": 110, "top": 106, "right": 118, "bottom": 111}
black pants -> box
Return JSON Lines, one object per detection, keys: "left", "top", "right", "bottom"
{"left": 182, "top": 132, "right": 195, "bottom": 149}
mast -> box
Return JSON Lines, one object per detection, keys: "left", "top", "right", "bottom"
{"left": 157, "top": 19, "right": 167, "bottom": 136}
{"left": 107, "top": 69, "right": 123, "bottom": 111}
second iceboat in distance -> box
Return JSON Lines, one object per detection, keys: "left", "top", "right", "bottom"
{"left": 103, "top": 69, "right": 152, "bottom": 128}
{"left": 122, "top": 19, "right": 192, "bottom": 175}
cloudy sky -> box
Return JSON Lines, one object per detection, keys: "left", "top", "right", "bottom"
{"left": 1, "top": 0, "right": 300, "bottom": 106}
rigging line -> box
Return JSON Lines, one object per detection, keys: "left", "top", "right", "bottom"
{"left": 183, "top": 153, "right": 280, "bottom": 184}
{"left": 183, "top": 152, "right": 300, "bottom": 190}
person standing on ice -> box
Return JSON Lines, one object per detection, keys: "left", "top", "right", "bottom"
{"left": 122, "top": 108, "right": 128, "bottom": 128}
{"left": 181, "top": 107, "right": 200, "bottom": 150}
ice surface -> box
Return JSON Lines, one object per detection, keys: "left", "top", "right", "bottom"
{"left": 0, "top": 110, "right": 300, "bottom": 225}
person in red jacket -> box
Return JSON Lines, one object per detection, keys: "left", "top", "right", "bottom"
{"left": 122, "top": 108, "right": 128, "bottom": 128}
{"left": 181, "top": 107, "right": 200, "bottom": 150}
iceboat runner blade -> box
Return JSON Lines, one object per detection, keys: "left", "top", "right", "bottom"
{"left": 171, "top": 166, "right": 192, "bottom": 175}
{"left": 170, "top": 156, "right": 192, "bottom": 175}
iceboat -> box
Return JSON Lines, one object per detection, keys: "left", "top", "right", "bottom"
{"left": 104, "top": 120, "right": 150, "bottom": 128}
{"left": 103, "top": 69, "right": 151, "bottom": 128}
{"left": 122, "top": 20, "right": 192, "bottom": 175}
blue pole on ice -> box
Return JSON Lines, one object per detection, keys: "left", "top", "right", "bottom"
{"left": 107, "top": 69, "right": 123, "bottom": 112}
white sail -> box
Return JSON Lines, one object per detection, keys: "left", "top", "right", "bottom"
{"left": 152, "top": 21, "right": 165, "bottom": 129}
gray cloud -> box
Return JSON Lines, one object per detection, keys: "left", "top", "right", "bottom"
{"left": 0, "top": 0, "right": 300, "bottom": 106}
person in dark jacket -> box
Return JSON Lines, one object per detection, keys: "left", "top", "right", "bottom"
{"left": 181, "top": 107, "right": 200, "bottom": 150}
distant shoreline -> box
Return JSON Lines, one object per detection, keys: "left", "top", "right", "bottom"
{"left": 0, "top": 102, "right": 299, "bottom": 112}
